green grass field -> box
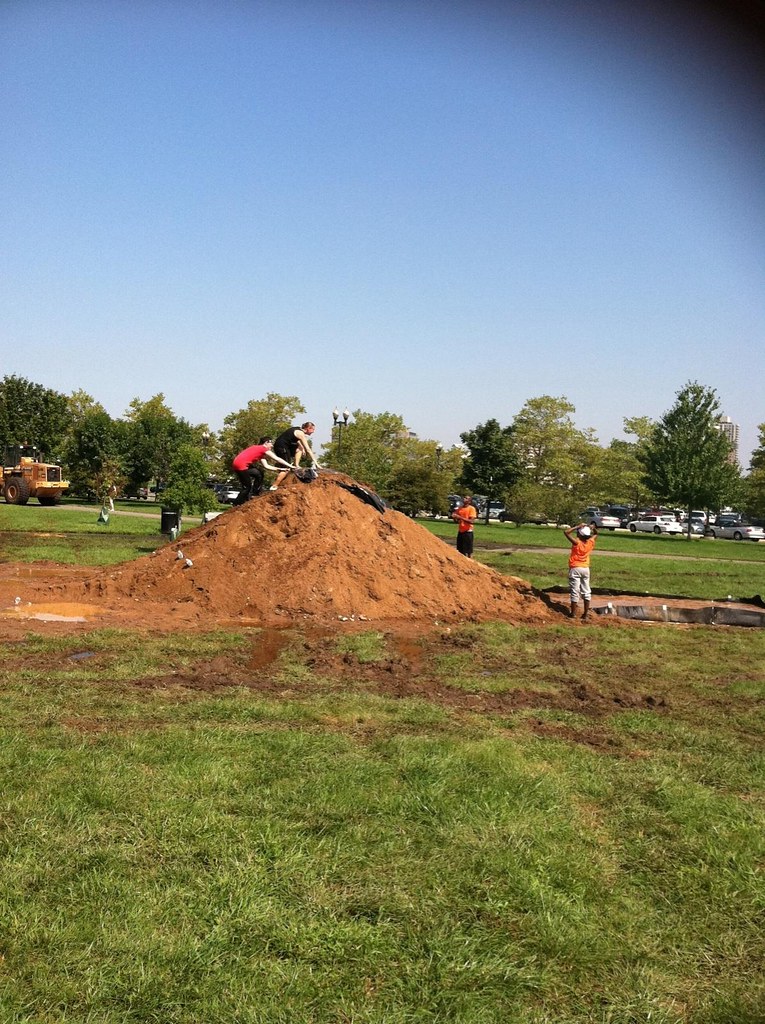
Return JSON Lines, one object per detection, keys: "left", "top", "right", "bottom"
{"left": 418, "top": 519, "right": 765, "bottom": 601}
{"left": 420, "top": 518, "right": 765, "bottom": 563}
{"left": 0, "top": 507, "right": 763, "bottom": 1021}
{"left": 0, "top": 503, "right": 201, "bottom": 564}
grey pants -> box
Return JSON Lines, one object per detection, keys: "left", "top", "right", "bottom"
{"left": 568, "top": 567, "right": 591, "bottom": 603}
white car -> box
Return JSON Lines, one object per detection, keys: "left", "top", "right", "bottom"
{"left": 707, "top": 522, "right": 765, "bottom": 541}
{"left": 628, "top": 514, "right": 683, "bottom": 535}
{"left": 588, "top": 511, "right": 620, "bottom": 530}
{"left": 216, "top": 483, "right": 240, "bottom": 504}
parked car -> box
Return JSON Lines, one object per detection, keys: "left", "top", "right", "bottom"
{"left": 471, "top": 495, "right": 488, "bottom": 515}
{"left": 216, "top": 482, "right": 240, "bottom": 504}
{"left": 603, "top": 505, "right": 635, "bottom": 528}
{"left": 676, "top": 510, "right": 707, "bottom": 529}
{"left": 711, "top": 513, "right": 741, "bottom": 528}
{"left": 485, "top": 501, "right": 505, "bottom": 520}
{"left": 124, "top": 486, "right": 151, "bottom": 500}
{"left": 126, "top": 485, "right": 163, "bottom": 501}
{"left": 586, "top": 510, "right": 620, "bottom": 530}
{"left": 628, "top": 514, "right": 683, "bottom": 535}
{"left": 605, "top": 504, "right": 630, "bottom": 521}
{"left": 706, "top": 520, "right": 764, "bottom": 541}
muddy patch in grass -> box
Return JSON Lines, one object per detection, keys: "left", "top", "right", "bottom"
{"left": 57, "top": 628, "right": 673, "bottom": 754}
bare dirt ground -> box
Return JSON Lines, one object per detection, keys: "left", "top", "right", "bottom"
{"left": 0, "top": 473, "right": 552, "bottom": 638}
{"left": 0, "top": 605, "right": 669, "bottom": 753}
{"left": 3, "top": 479, "right": 759, "bottom": 751}
{"left": 2, "top": 475, "right": 759, "bottom": 639}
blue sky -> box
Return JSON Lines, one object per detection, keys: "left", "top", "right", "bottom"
{"left": 2, "top": 0, "right": 764, "bottom": 463}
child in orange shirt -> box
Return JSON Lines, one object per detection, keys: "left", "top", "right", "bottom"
{"left": 563, "top": 522, "right": 598, "bottom": 619}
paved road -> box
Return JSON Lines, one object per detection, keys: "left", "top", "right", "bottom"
{"left": 64, "top": 504, "right": 208, "bottom": 523}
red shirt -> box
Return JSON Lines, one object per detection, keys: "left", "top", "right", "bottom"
{"left": 232, "top": 444, "right": 270, "bottom": 471}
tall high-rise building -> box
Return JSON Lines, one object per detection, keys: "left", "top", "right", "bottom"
{"left": 716, "top": 415, "right": 739, "bottom": 464}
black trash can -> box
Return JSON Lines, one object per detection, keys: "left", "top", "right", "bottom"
{"left": 160, "top": 507, "right": 181, "bottom": 535}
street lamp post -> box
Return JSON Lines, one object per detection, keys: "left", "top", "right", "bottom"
{"left": 484, "top": 474, "right": 494, "bottom": 525}
{"left": 332, "top": 407, "right": 350, "bottom": 458}
{"left": 200, "top": 431, "right": 212, "bottom": 488}
{"left": 435, "top": 443, "right": 443, "bottom": 470}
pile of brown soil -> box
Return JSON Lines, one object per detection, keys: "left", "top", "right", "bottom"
{"left": 49, "top": 473, "right": 550, "bottom": 628}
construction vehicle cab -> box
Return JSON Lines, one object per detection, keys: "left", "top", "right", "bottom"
{"left": 1, "top": 445, "right": 69, "bottom": 506}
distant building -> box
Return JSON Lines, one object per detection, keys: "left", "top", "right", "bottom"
{"left": 715, "top": 415, "right": 739, "bottom": 464}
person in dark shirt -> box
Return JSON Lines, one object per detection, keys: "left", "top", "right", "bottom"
{"left": 271, "top": 422, "right": 318, "bottom": 490}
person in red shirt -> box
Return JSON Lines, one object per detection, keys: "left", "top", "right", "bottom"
{"left": 563, "top": 521, "right": 599, "bottom": 619}
{"left": 452, "top": 495, "right": 478, "bottom": 558}
{"left": 231, "top": 441, "right": 293, "bottom": 505}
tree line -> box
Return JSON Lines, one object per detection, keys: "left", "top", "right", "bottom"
{"left": 1, "top": 375, "right": 761, "bottom": 526}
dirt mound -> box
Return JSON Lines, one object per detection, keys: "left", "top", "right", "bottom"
{"left": 39, "top": 474, "right": 549, "bottom": 627}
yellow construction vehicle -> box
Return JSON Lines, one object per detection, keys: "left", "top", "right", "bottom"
{"left": 1, "top": 445, "right": 69, "bottom": 506}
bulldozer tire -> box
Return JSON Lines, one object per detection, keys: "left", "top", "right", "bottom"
{"left": 38, "top": 494, "right": 62, "bottom": 506}
{"left": 4, "top": 477, "right": 31, "bottom": 505}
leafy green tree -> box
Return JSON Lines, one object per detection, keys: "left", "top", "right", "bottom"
{"left": 749, "top": 423, "right": 765, "bottom": 471}
{"left": 503, "top": 480, "right": 549, "bottom": 526}
{"left": 92, "top": 456, "right": 126, "bottom": 507}
{"left": 321, "top": 410, "right": 411, "bottom": 494}
{"left": 387, "top": 440, "right": 457, "bottom": 516}
{"left": 67, "top": 389, "right": 107, "bottom": 425}
{"left": 640, "top": 382, "right": 740, "bottom": 535}
{"left": 218, "top": 394, "right": 306, "bottom": 472}
{"left": 459, "top": 419, "right": 520, "bottom": 518}
{"left": 539, "top": 479, "right": 585, "bottom": 528}
{"left": 509, "top": 396, "right": 599, "bottom": 521}
{"left": 743, "top": 423, "right": 765, "bottom": 521}
{"left": 749, "top": 425, "right": 765, "bottom": 474}
{"left": 434, "top": 445, "right": 465, "bottom": 505}
{"left": 624, "top": 415, "right": 657, "bottom": 446}
{"left": 588, "top": 416, "right": 655, "bottom": 508}
{"left": 161, "top": 444, "right": 219, "bottom": 515}
{"left": 121, "top": 394, "right": 197, "bottom": 493}
{"left": 0, "top": 375, "right": 69, "bottom": 459}
{"left": 65, "top": 409, "right": 126, "bottom": 499}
